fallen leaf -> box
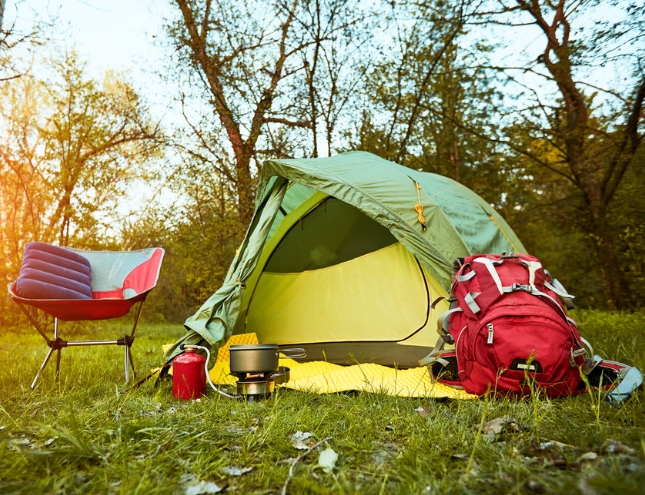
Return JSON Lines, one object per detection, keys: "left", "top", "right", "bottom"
{"left": 577, "top": 478, "right": 599, "bottom": 495}
{"left": 538, "top": 439, "right": 576, "bottom": 450}
{"left": 221, "top": 466, "right": 252, "bottom": 476}
{"left": 185, "top": 481, "right": 222, "bottom": 495}
{"left": 224, "top": 426, "right": 244, "bottom": 435}
{"left": 373, "top": 450, "right": 389, "bottom": 464}
{"left": 290, "top": 431, "right": 313, "bottom": 442}
{"left": 524, "top": 480, "right": 545, "bottom": 494}
{"left": 43, "top": 437, "right": 57, "bottom": 447}
{"left": 291, "top": 431, "right": 314, "bottom": 450}
{"left": 547, "top": 458, "right": 580, "bottom": 471}
{"left": 600, "top": 439, "right": 634, "bottom": 455}
{"left": 625, "top": 463, "right": 639, "bottom": 473}
{"left": 482, "top": 416, "right": 518, "bottom": 441}
{"left": 166, "top": 407, "right": 178, "bottom": 414}
{"left": 318, "top": 447, "right": 338, "bottom": 474}
{"left": 577, "top": 452, "right": 599, "bottom": 463}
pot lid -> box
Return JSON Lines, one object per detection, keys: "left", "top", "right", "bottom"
{"left": 229, "top": 344, "right": 279, "bottom": 351}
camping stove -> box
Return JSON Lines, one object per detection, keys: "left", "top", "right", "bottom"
{"left": 228, "top": 344, "right": 301, "bottom": 401}
{"left": 231, "top": 367, "right": 290, "bottom": 401}
{"left": 233, "top": 372, "right": 275, "bottom": 400}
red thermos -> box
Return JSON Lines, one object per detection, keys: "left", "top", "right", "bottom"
{"left": 172, "top": 349, "right": 206, "bottom": 400}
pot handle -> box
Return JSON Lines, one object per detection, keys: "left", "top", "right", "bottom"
{"left": 279, "top": 348, "right": 306, "bottom": 359}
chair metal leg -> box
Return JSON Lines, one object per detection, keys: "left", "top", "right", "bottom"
{"left": 30, "top": 347, "right": 55, "bottom": 390}
{"left": 130, "top": 301, "right": 144, "bottom": 339}
{"left": 125, "top": 345, "right": 130, "bottom": 383}
{"left": 55, "top": 349, "right": 61, "bottom": 382}
{"left": 128, "top": 346, "right": 137, "bottom": 378}
{"left": 53, "top": 318, "right": 61, "bottom": 383}
{"left": 124, "top": 300, "right": 143, "bottom": 383}
{"left": 16, "top": 301, "right": 52, "bottom": 345}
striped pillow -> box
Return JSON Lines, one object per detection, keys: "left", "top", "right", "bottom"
{"left": 15, "top": 242, "right": 93, "bottom": 300}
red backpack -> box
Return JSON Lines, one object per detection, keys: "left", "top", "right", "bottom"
{"left": 420, "top": 253, "right": 596, "bottom": 397}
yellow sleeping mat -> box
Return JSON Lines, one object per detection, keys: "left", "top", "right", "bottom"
{"left": 197, "top": 334, "right": 477, "bottom": 400}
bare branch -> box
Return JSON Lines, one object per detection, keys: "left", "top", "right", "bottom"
{"left": 263, "top": 116, "right": 311, "bottom": 128}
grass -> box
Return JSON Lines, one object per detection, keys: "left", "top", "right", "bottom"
{"left": 0, "top": 311, "right": 644, "bottom": 494}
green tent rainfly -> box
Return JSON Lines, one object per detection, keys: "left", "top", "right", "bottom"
{"left": 164, "top": 151, "right": 525, "bottom": 368}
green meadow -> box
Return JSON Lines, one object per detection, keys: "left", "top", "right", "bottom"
{"left": 0, "top": 311, "right": 643, "bottom": 494}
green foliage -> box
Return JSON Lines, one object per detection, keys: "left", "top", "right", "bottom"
{"left": 120, "top": 162, "right": 241, "bottom": 323}
{"left": 2, "top": 0, "right": 644, "bottom": 323}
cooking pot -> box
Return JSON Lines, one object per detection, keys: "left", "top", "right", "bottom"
{"left": 229, "top": 344, "right": 305, "bottom": 374}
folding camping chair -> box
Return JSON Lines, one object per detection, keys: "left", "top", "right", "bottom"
{"left": 9, "top": 243, "right": 164, "bottom": 389}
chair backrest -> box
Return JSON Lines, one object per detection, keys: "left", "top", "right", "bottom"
{"left": 65, "top": 247, "right": 165, "bottom": 299}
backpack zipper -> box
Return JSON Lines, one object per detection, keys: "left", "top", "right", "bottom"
{"left": 479, "top": 306, "right": 582, "bottom": 349}
{"left": 487, "top": 324, "right": 494, "bottom": 344}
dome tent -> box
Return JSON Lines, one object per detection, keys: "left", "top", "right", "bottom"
{"left": 164, "top": 151, "right": 525, "bottom": 368}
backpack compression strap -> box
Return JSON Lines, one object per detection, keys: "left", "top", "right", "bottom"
{"left": 418, "top": 297, "right": 461, "bottom": 367}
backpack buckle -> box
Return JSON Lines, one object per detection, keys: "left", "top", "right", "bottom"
{"left": 501, "top": 252, "right": 519, "bottom": 260}
{"left": 511, "top": 283, "right": 533, "bottom": 293}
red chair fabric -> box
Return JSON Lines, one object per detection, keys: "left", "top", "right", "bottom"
{"left": 10, "top": 247, "right": 164, "bottom": 321}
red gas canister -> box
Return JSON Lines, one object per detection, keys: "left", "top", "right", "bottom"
{"left": 172, "top": 349, "right": 206, "bottom": 400}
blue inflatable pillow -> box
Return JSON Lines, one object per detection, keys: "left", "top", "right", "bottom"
{"left": 15, "top": 242, "right": 93, "bottom": 300}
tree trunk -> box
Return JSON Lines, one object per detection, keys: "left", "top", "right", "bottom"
{"left": 235, "top": 152, "right": 255, "bottom": 228}
{"left": 589, "top": 210, "right": 632, "bottom": 310}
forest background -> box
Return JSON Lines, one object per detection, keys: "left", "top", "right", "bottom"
{"left": 0, "top": 0, "right": 643, "bottom": 328}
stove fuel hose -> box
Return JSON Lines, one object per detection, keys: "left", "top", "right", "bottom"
{"left": 180, "top": 344, "right": 239, "bottom": 400}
